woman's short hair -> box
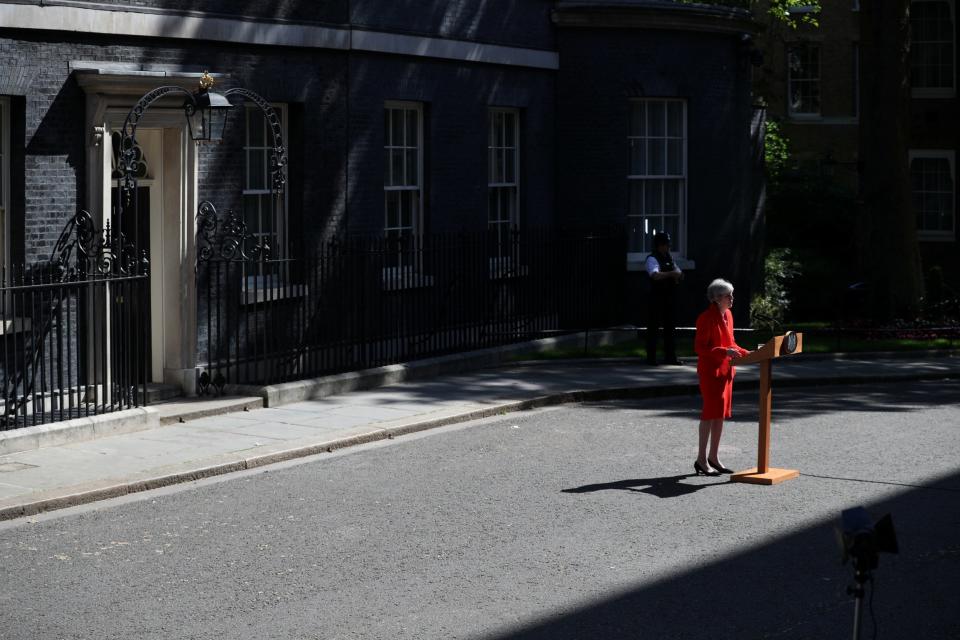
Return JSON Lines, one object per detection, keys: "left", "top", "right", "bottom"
{"left": 706, "top": 278, "right": 734, "bottom": 302}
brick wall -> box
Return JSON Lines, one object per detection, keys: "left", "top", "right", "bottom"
{"left": 556, "top": 27, "right": 757, "bottom": 325}
{"left": 347, "top": 53, "right": 556, "bottom": 236}
{"left": 0, "top": 30, "right": 348, "bottom": 263}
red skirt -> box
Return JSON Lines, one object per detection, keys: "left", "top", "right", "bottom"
{"left": 699, "top": 373, "right": 734, "bottom": 420}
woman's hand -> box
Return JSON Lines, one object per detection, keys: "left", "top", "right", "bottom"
{"left": 726, "top": 347, "right": 741, "bottom": 357}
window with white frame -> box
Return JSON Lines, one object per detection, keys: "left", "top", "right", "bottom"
{"left": 627, "top": 99, "right": 686, "bottom": 256}
{"left": 910, "top": 150, "right": 955, "bottom": 240}
{"left": 488, "top": 108, "right": 519, "bottom": 267}
{"left": 244, "top": 104, "right": 288, "bottom": 290}
{"left": 384, "top": 102, "right": 423, "bottom": 270}
{"left": 0, "top": 97, "right": 8, "bottom": 272}
{"left": 910, "top": 0, "right": 956, "bottom": 96}
{"left": 787, "top": 43, "right": 821, "bottom": 116}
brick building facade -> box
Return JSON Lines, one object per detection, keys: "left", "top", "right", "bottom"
{"left": 753, "top": 0, "right": 958, "bottom": 312}
{"left": 0, "top": 0, "right": 762, "bottom": 399}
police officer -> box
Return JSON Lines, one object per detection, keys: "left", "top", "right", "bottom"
{"left": 645, "top": 232, "right": 683, "bottom": 366}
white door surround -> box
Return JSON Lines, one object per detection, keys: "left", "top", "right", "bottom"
{"left": 79, "top": 76, "right": 200, "bottom": 394}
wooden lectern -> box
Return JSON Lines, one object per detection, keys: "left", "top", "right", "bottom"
{"left": 729, "top": 331, "right": 803, "bottom": 485}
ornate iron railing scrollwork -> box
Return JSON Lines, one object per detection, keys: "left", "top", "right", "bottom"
{"left": 118, "top": 85, "right": 195, "bottom": 196}
{"left": 222, "top": 88, "right": 287, "bottom": 193}
{"left": 196, "top": 201, "right": 271, "bottom": 264}
{"left": 2, "top": 212, "right": 149, "bottom": 425}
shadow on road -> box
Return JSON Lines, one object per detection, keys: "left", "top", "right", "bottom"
{"left": 477, "top": 470, "right": 960, "bottom": 640}
{"left": 586, "top": 379, "right": 960, "bottom": 423}
{"left": 561, "top": 474, "right": 722, "bottom": 499}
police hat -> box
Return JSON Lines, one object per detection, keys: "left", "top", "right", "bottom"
{"left": 653, "top": 232, "right": 671, "bottom": 246}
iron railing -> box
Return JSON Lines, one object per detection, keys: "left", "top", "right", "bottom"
{"left": 197, "top": 212, "right": 626, "bottom": 391}
{"left": 0, "top": 213, "right": 149, "bottom": 430}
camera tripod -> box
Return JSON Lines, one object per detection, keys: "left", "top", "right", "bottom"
{"left": 847, "top": 563, "right": 873, "bottom": 640}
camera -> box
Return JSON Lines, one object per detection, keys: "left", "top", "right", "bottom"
{"left": 839, "top": 506, "right": 898, "bottom": 570}
{"left": 837, "top": 507, "right": 898, "bottom": 640}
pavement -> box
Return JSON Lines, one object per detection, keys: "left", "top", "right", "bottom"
{"left": 0, "top": 349, "right": 958, "bottom": 521}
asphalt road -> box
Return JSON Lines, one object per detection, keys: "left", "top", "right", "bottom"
{"left": 1, "top": 380, "right": 958, "bottom": 640}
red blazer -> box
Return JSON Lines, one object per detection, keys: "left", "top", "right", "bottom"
{"left": 695, "top": 304, "right": 748, "bottom": 379}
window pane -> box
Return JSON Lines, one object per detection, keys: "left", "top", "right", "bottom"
{"left": 407, "top": 191, "right": 419, "bottom": 229}
{"left": 398, "top": 190, "right": 410, "bottom": 228}
{"left": 248, "top": 149, "right": 266, "bottom": 190}
{"left": 645, "top": 179, "right": 663, "bottom": 216}
{"left": 501, "top": 187, "right": 516, "bottom": 225}
{"left": 631, "top": 102, "right": 646, "bottom": 137}
{"left": 648, "top": 140, "right": 666, "bottom": 175}
{"left": 667, "top": 102, "right": 683, "bottom": 137}
{"left": 390, "top": 109, "right": 404, "bottom": 146}
{"left": 630, "top": 139, "right": 647, "bottom": 175}
{"left": 405, "top": 149, "right": 418, "bottom": 186}
{"left": 505, "top": 147, "right": 516, "bottom": 183}
{"left": 662, "top": 216, "right": 679, "bottom": 243}
{"left": 648, "top": 102, "right": 665, "bottom": 137}
{"left": 247, "top": 110, "right": 265, "bottom": 147}
{"left": 494, "top": 149, "right": 505, "bottom": 184}
{"left": 628, "top": 181, "right": 644, "bottom": 217}
{"left": 667, "top": 140, "right": 683, "bottom": 175}
{"left": 405, "top": 109, "right": 418, "bottom": 147}
{"left": 504, "top": 113, "right": 516, "bottom": 148}
{"left": 390, "top": 149, "right": 404, "bottom": 187}
{"left": 664, "top": 180, "right": 681, "bottom": 213}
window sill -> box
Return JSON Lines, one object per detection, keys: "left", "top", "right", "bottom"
{"left": 242, "top": 284, "right": 307, "bottom": 305}
{"left": 0, "top": 317, "right": 32, "bottom": 335}
{"left": 911, "top": 88, "right": 956, "bottom": 100}
{"left": 918, "top": 232, "right": 956, "bottom": 243}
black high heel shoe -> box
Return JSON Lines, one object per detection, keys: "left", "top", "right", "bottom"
{"left": 708, "top": 459, "right": 734, "bottom": 474}
{"left": 694, "top": 460, "right": 720, "bottom": 476}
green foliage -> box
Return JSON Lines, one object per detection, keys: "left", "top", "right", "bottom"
{"left": 763, "top": 119, "right": 790, "bottom": 187}
{"left": 764, "top": 0, "right": 821, "bottom": 28}
{"left": 750, "top": 248, "right": 801, "bottom": 335}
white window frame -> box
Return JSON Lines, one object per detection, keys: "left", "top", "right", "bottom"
{"left": 910, "top": 149, "right": 956, "bottom": 241}
{"left": 488, "top": 107, "right": 521, "bottom": 278}
{"left": 242, "top": 103, "right": 291, "bottom": 298}
{"left": 787, "top": 42, "right": 822, "bottom": 118}
{"left": 383, "top": 101, "right": 426, "bottom": 285}
{"left": 626, "top": 98, "right": 688, "bottom": 264}
{"left": 910, "top": 0, "right": 957, "bottom": 98}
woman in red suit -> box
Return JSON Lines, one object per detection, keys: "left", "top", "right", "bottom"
{"left": 694, "top": 278, "right": 750, "bottom": 476}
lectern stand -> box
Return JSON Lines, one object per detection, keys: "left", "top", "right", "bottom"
{"left": 729, "top": 332, "right": 803, "bottom": 485}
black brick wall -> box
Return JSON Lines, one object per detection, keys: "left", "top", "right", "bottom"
{"left": 347, "top": 52, "right": 556, "bottom": 236}
{"left": 2, "top": 3, "right": 757, "bottom": 351}
{"left": 0, "top": 30, "right": 348, "bottom": 262}
{"left": 556, "top": 26, "right": 757, "bottom": 325}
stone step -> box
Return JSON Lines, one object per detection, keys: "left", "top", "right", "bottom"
{"left": 152, "top": 395, "right": 265, "bottom": 425}
{"left": 146, "top": 384, "right": 183, "bottom": 404}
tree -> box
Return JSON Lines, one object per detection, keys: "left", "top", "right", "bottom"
{"left": 857, "top": 0, "right": 923, "bottom": 321}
